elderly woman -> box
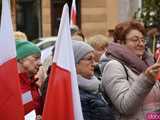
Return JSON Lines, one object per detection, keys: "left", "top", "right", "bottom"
{"left": 101, "top": 20, "right": 160, "bottom": 120}
{"left": 72, "top": 41, "right": 115, "bottom": 120}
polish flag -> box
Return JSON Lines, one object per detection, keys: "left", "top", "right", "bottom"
{"left": 0, "top": 0, "right": 24, "bottom": 120}
{"left": 70, "top": 0, "right": 77, "bottom": 26}
{"left": 42, "top": 4, "right": 84, "bottom": 120}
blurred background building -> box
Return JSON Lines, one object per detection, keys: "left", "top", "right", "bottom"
{"left": 1, "top": 0, "right": 141, "bottom": 40}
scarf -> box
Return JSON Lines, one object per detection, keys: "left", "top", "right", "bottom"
{"left": 105, "top": 42, "right": 154, "bottom": 74}
{"left": 77, "top": 75, "right": 101, "bottom": 93}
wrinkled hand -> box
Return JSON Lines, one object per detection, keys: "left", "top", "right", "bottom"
{"left": 34, "top": 66, "right": 47, "bottom": 88}
{"left": 145, "top": 61, "right": 160, "bottom": 80}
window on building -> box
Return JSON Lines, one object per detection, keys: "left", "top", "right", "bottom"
{"left": 51, "top": 0, "right": 81, "bottom": 36}
{"left": 16, "top": 0, "right": 42, "bottom": 40}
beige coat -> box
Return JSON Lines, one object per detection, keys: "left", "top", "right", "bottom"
{"left": 102, "top": 60, "right": 160, "bottom": 120}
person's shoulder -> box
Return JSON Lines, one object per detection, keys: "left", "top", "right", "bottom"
{"left": 105, "top": 60, "right": 122, "bottom": 68}
{"left": 103, "top": 60, "right": 126, "bottom": 77}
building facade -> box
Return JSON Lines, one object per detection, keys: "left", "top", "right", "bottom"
{"left": 9, "top": 0, "right": 141, "bottom": 39}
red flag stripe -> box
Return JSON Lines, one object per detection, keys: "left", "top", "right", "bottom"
{"left": 0, "top": 58, "right": 24, "bottom": 120}
{"left": 70, "top": 0, "right": 77, "bottom": 25}
{"left": 71, "top": 8, "right": 77, "bottom": 25}
{"left": 42, "top": 64, "right": 74, "bottom": 120}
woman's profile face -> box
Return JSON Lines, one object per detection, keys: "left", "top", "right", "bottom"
{"left": 76, "top": 52, "right": 95, "bottom": 79}
{"left": 125, "top": 29, "right": 145, "bottom": 58}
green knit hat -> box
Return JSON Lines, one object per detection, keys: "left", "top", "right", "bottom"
{"left": 16, "top": 40, "right": 41, "bottom": 60}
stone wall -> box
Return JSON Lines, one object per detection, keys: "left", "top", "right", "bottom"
{"left": 42, "top": 0, "right": 51, "bottom": 37}
{"left": 81, "top": 0, "right": 118, "bottom": 37}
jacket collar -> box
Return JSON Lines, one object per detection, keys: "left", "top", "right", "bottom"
{"left": 105, "top": 42, "right": 154, "bottom": 74}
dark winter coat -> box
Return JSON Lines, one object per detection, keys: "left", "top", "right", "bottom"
{"left": 80, "top": 89, "right": 115, "bottom": 120}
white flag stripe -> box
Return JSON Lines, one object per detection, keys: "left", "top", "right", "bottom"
{"left": 22, "top": 91, "right": 33, "bottom": 105}
{"left": 53, "top": 4, "right": 73, "bottom": 70}
{"left": 53, "top": 4, "right": 84, "bottom": 120}
{"left": 0, "top": 0, "right": 16, "bottom": 65}
{"left": 73, "top": 0, "right": 76, "bottom": 7}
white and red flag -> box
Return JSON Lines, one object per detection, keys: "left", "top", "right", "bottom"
{"left": 70, "top": 0, "right": 77, "bottom": 26}
{"left": 42, "top": 4, "right": 84, "bottom": 120}
{"left": 0, "top": 0, "right": 24, "bottom": 120}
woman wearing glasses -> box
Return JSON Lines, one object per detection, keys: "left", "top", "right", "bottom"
{"left": 102, "top": 20, "right": 160, "bottom": 120}
{"left": 72, "top": 41, "right": 115, "bottom": 120}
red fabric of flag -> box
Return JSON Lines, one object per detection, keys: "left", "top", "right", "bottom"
{"left": 42, "top": 64, "right": 74, "bottom": 120}
{"left": 70, "top": 0, "right": 77, "bottom": 26}
{"left": 0, "top": 0, "right": 24, "bottom": 119}
{"left": 0, "top": 59, "right": 24, "bottom": 120}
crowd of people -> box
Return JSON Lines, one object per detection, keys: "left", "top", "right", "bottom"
{"left": 14, "top": 20, "right": 160, "bottom": 120}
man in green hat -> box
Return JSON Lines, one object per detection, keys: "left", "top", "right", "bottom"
{"left": 16, "top": 40, "right": 46, "bottom": 119}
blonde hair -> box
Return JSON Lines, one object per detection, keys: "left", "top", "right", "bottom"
{"left": 87, "top": 34, "right": 110, "bottom": 50}
{"left": 14, "top": 31, "right": 27, "bottom": 40}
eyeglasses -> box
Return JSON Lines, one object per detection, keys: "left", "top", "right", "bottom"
{"left": 126, "top": 36, "right": 145, "bottom": 44}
